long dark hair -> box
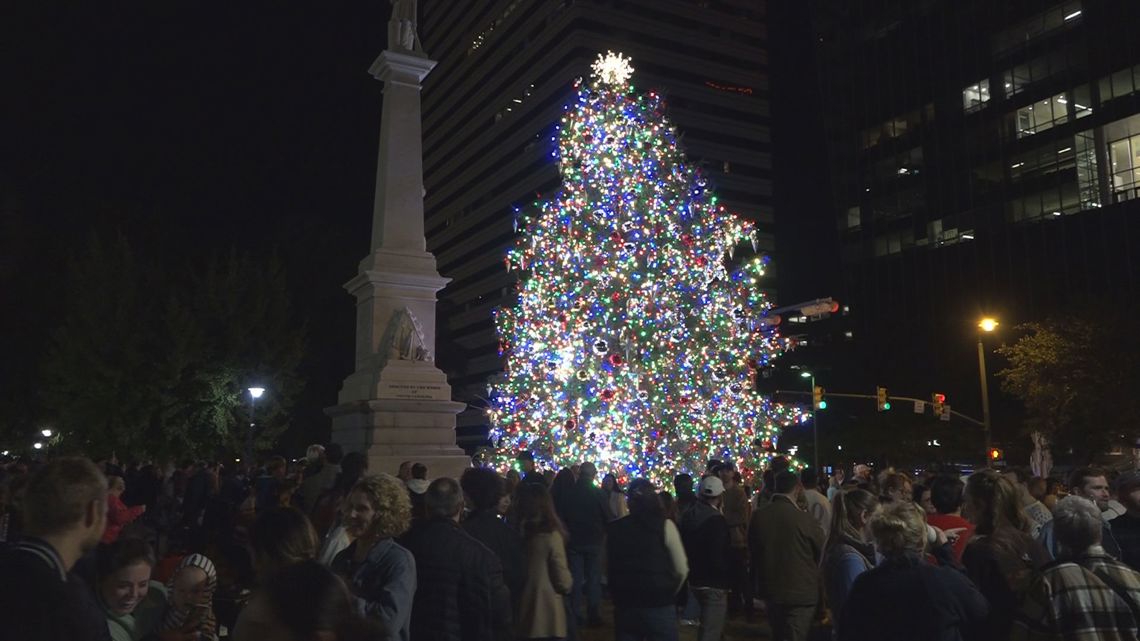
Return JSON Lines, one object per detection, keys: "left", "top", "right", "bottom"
{"left": 263, "top": 560, "right": 385, "bottom": 641}
{"left": 514, "top": 482, "right": 567, "bottom": 540}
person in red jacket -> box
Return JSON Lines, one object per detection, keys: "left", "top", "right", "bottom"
{"left": 102, "top": 475, "right": 145, "bottom": 544}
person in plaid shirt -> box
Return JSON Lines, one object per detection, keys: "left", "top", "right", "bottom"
{"left": 1013, "top": 496, "right": 1140, "bottom": 641}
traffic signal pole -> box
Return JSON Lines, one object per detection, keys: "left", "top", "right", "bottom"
{"left": 774, "top": 390, "right": 986, "bottom": 427}
{"left": 978, "top": 339, "right": 993, "bottom": 465}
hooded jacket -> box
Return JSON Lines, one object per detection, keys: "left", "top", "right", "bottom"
{"left": 679, "top": 500, "right": 732, "bottom": 589}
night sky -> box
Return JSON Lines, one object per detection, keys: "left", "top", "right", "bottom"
{"left": 4, "top": 2, "right": 828, "bottom": 448}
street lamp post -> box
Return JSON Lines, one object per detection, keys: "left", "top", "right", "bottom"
{"left": 246, "top": 387, "right": 265, "bottom": 466}
{"left": 801, "top": 371, "right": 818, "bottom": 471}
{"left": 977, "top": 318, "right": 998, "bottom": 465}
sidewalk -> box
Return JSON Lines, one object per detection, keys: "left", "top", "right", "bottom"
{"left": 578, "top": 602, "right": 775, "bottom": 641}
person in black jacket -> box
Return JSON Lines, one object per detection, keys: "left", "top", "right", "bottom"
{"left": 460, "top": 467, "right": 527, "bottom": 617}
{"left": 561, "top": 462, "right": 609, "bottom": 627}
{"left": 839, "top": 501, "right": 988, "bottom": 641}
{"left": 0, "top": 457, "right": 112, "bottom": 641}
{"left": 607, "top": 478, "right": 689, "bottom": 641}
{"left": 679, "top": 476, "right": 731, "bottom": 641}
{"left": 401, "top": 477, "right": 512, "bottom": 641}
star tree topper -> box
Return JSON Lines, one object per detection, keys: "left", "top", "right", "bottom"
{"left": 591, "top": 51, "right": 634, "bottom": 87}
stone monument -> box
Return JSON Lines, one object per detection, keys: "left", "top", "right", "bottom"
{"left": 326, "top": 0, "right": 470, "bottom": 479}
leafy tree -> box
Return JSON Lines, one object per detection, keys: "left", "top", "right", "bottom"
{"left": 42, "top": 234, "right": 306, "bottom": 460}
{"left": 997, "top": 309, "right": 1140, "bottom": 462}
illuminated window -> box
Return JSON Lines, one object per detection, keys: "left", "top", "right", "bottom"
{"left": 963, "top": 79, "right": 991, "bottom": 113}
{"left": 1016, "top": 92, "right": 1069, "bottom": 138}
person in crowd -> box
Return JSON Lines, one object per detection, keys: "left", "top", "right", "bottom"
{"left": 750, "top": 470, "right": 825, "bottom": 641}
{"left": 162, "top": 553, "right": 218, "bottom": 641}
{"left": 838, "top": 501, "right": 988, "bottom": 641}
{"left": 312, "top": 451, "right": 368, "bottom": 540}
{"left": 255, "top": 456, "right": 287, "bottom": 514}
{"left": 1005, "top": 468, "right": 1054, "bottom": 539}
{"left": 249, "top": 507, "right": 320, "bottom": 581}
{"left": 826, "top": 468, "right": 846, "bottom": 501}
{"left": 1043, "top": 479, "right": 1065, "bottom": 513}
{"left": 234, "top": 559, "right": 384, "bottom": 641}
{"left": 562, "top": 461, "right": 609, "bottom": 627}
{"left": 602, "top": 473, "right": 629, "bottom": 522}
{"left": 880, "top": 472, "right": 913, "bottom": 504}
{"left": 513, "top": 482, "right": 573, "bottom": 641}
{"left": 300, "top": 444, "right": 342, "bottom": 514}
{"left": 716, "top": 462, "right": 753, "bottom": 616}
{"left": 916, "top": 484, "right": 937, "bottom": 515}
{"left": 659, "top": 490, "right": 679, "bottom": 523}
{"left": 962, "top": 470, "right": 1049, "bottom": 641}
{"left": 607, "top": 478, "right": 689, "bottom": 641}
{"left": 506, "top": 469, "right": 522, "bottom": 496}
{"left": 329, "top": 475, "right": 415, "bottom": 641}
{"left": 103, "top": 475, "right": 146, "bottom": 544}
{"left": 821, "top": 488, "right": 879, "bottom": 638}
{"left": 550, "top": 468, "right": 577, "bottom": 516}
{"left": 407, "top": 463, "right": 430, "bottom": 521}
{"left": 460, "top": 467, "right": 527, "bottom": 612}
{"left": 0, "top": 457, "right": 111, "bottom": 641}
{"left": 401, "top": 477, "right": 511, "bottom": 641}
{"left": 679, "top": 476, "right": 731, "bottom": 641}
{"left": 1111, "top": 471, "right": 1140, "bottom": 571}
{"left": 396, "top": 461, "right": 413, "bottom": 483}
{"left": 277, "top": 477, "right": 301, "bottom": 509}
{"left": 674, "top": 473, "right": 697, "bottom": 515}
{"left": 801, "top": 467, "right": 832, "bottom": 538}
{"left": 518, "top": 451, "right": 547, "bottom": 487}
{"left": 1013, "top": 495, "right": 1140, "bottom": 640}
{"left": 926, "top": 475, "right": 975, "bottom": 562}
{"left": 1028, "top": 477, "right": 1048, "bottom": 503}
{"left": 1040, "top": 467, "right": 1122, "bottom": 559}
{"left": 96, "top": 537, "right": 170, "bottom": 641}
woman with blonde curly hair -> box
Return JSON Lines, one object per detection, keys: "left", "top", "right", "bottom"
{"left": 330, "top": 474, "right": 416, "bottom": 641}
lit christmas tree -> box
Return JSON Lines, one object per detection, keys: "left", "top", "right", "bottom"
{"left": 484, "top": 52, "right": 803, "bottom": 485}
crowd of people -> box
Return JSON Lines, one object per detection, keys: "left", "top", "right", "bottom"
{"left": 3, "top": 446, "right": 1140, "bottom": 641}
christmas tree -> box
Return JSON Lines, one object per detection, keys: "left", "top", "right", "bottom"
{"left": 484, "top": 52, "right": 803, "bottom": 485}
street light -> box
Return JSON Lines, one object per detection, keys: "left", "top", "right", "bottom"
{"left": 801, "top": 371, "right": 820, "bottom": 472}
{"left": 41, "top": 428, "right": 53, "bottom": 438}
{"left": 33, "top": 442, "right": 43, "bottom": 450}
{"left": 246, "top": 387, "right": 266, "bottom": 466}
{"left": 977, "top": 318, "right": 998, "bottom": 465}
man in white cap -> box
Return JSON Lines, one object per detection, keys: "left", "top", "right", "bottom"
{"left": 679, "top": 476, "right": 732, "bottom": 641}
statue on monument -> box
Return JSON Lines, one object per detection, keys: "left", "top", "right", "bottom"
{"left": 386, "top": 306, "right": 433, "bottom": 362}
{"left": 388, "top": 0, "right": 423, "bottom": 54}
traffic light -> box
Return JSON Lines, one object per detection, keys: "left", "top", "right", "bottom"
{"left": 876, "top": 386, "right": 890, "bottom": 411}
{"left": 932, "top": 393, "right": 946, "bottom": 417}
{"left": 813, "top": 386, "right": 827, "bottom": 410}
{"left": 988, "top": 447, "right": 1004, "bottom": 462}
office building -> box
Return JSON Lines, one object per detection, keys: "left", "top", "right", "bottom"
{"left": 810, "top": 0, "right": 1140, "bottom": 420}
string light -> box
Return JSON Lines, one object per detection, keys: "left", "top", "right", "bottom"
{"left": 481, "top": 52, "right": 804, "bottom": 485}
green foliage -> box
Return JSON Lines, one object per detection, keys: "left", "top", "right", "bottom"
{"left": 42, "top": 233, "right": 306, "bottom": 460}
{"left": 996, "top": 309, "right": 1140, "bottom": 461}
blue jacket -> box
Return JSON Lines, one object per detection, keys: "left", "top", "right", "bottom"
{"left": 333, "top": 538, "right": 417, "bottom": 641}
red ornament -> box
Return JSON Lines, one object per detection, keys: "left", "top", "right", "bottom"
{"left": 601, "top": 389, "right": 616, "bottom": 401}
{"left": 565, "top": 419, "right": 576, "bottom": 430}
{"left": 695, "top": 256, "right": 707, "bottom": 267}
{"left": 519, "top": 440, "right": 528, "bottom": 449}
{"left": 610, "top": 231, "right": 623, "bottom": 243}
{"left": 609, "top": 353, "right": 624, "bottom": 366}
{"left": 682, "top": 233, "right": 695, "bottom": 247}
{"left": 611, "top": 292, "right": 622, "bottom": 301}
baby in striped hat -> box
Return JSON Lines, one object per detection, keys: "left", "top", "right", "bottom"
{"left": 163, "top": 553, "right": 218, "bottom": 640}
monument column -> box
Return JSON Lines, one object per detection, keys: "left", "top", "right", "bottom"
{"left": 326, "top": 0, "right": 469, "bottom": 480}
